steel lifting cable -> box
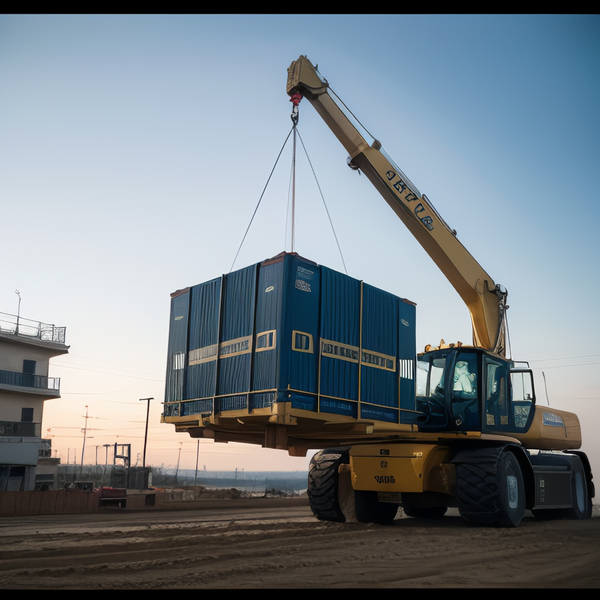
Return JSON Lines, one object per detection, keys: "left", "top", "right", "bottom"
{"left": 291, "top": 91, "right": 347, "bottom": 273}
{"left": 295, "top": 127, "right": 347, "bottom": 274}
{"left": 230, "top": 92, "right": 347, "bottom": 273}
{"left": 229, "top": 127, "right": 295, "bottom": 273}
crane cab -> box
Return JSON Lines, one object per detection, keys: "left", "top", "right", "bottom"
{"left": 415, "top": 347, "right": 582, "bottom": 449}
{"left": 415, "top": 347, "right": 536, "bottom": 435}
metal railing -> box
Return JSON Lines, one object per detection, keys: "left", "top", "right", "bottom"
{"left": 0, "top": 420, "right": 41, "bottom": 437}
{"left": 0, "top": 369, "right": 60, "bottom": 392}
{"left": 0, "top": 312, "right": 66, "bottom": 344}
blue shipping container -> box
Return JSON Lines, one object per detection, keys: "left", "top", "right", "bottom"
{"left": 164, "top": 252, "right": 417, "bottom": 427}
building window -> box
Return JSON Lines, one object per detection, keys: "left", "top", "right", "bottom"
{"left": 0, "top": 466, "right": 26, "bottom": 491}
{"left": 21, "top": 407, "right": 34, "bottom": 422}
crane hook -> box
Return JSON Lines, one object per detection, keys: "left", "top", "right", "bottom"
{"left": 290, "top": 91, "right": 302, "bottom": 125}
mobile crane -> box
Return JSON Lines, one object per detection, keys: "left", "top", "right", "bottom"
{"left": 162, "top": 56, "right": 593, "bottom": 528}
{"left": 285, "top": 55, "right": 593, "bottom": 526}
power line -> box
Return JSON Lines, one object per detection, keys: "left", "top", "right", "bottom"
{"left": 528, "top": 354, "right": 600, "bottom": 362}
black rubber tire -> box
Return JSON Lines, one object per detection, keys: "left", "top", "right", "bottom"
{"left": 307, "top": 447, "right": 350, "bottom": 523}
{"left": 456, "top": 450, "right": 526, "bottom": 527}
{"left": 354, "top": 490, "right": 398, "bottom": 525}
{"left": 564, "top": 456, "right": 592, "bottom": 520}
{"left": 403, "top": 506, "right": 447, "bottom": 519}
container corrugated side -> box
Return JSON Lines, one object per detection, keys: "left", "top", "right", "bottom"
{"left": 163, "top": 252, "right": 417, "bottom": 439}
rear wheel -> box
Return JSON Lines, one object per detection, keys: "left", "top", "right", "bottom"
{"left": 456, "top": 449, "right": 525, "bottom": 527}
{"left": 307, "top": 447, "right": 350, "bottom": 522}
{"left": 355, "top": 490, "right": 398, "bottom": 525}
{"left": 531, "top": 454, "right": 592, "bottom": 520}
{"left": 565, "top": 456, "right": 592, "bottom": 520}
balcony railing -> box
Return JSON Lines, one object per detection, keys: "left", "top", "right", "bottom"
{"left": 0, "top": 369, "right": 60, "bottom": 392}
{"left": 0, "top": 420, "right": 41, "bottom": 437}
{"left": 39, "top": 438, "right": 53, "bottom": 457}
{"left": 0, "top": 312, "right": 66, "bottom": 344}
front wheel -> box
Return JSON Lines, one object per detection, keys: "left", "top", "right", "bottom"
{"left": 456, "top": 449, "right": 526, "bottom": 527}
{"left": 307, "top": 447, "right": 350, "bottom": 522}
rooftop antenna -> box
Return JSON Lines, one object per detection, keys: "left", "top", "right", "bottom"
{"left": 15, "top": 289, "right": 21, "bottom": 335}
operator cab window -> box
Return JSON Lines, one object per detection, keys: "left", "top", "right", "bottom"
{"left": 509, "top": 369, "right": 535, "bottom": 431}
{"left": 450, "top": 351, "right": 480, "bottom": 430}
{"left": 483, "top": 358, "right": 536, "bottom": 433}
{"left": 416, "top": 353, "right": 448, "bottom": 428}
{"left": 416, "top": 354, "right": 446, "bottom": 398}
{"left": 484, "top": 358, "right": 509, "bottom": 429}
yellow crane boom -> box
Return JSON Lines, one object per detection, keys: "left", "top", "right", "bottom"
{"left": 287, "top": 55, "right": 508, "bottom": 356}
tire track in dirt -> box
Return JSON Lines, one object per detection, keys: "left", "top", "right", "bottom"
{"left": 0, "top": 508, "right": 598, "bottom": 588}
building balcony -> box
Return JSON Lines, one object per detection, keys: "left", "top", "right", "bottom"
{"left": 0, "top": 311, "right": 67, "bottom": 345}
{"left": 0, "top": 369, "right": 61, "bottom": 394}
{"left": 0, "top": 420, "right": 42, "bottom": 438}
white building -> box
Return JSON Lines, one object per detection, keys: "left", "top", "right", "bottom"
{"left": 0, "top": 311, "right": 69, "bottom": 491}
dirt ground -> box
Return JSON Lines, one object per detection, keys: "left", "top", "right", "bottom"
{"left": 0, "top": 497, "right": 598, "bottom": 589}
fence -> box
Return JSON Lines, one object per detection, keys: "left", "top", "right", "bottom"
{"left": 57, "top": 464, "right": 151, "bottom": 490}
{"left": 0, "top": 489, "right": 100, "bottom": 517}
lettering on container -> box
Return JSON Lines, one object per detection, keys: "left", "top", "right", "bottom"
{"left": 320, "top": 399, "right": 353, "bottom": 412}
{"left": 297, "top": 266, "right": 315, "bottom": 279}
{"left": 361, "top": 350, "right": 396, "bottom": 372}
{"left": 321, "top": 340, "right": 396, "bottom": 372}
{"left": 219, "top": 336, "right": 253, "bottom": 358}
{"left": 189, "top": 344, "right": 218, "bottom": 365}
{"left": 321, "top": 340, "right": 359, "bottom": 363}
{"left": 295, "top": 279, "right": 311, "bottom": 292}
{"left": 295, "top": 266, "right": 315, "bottom": 293}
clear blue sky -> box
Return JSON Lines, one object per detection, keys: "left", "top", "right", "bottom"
{"left": 1, "top": 14, "right": 598, "bottom": 475}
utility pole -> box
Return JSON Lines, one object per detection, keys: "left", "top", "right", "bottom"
{"left": 175, "top": 442, "right": 183, "bottom": 484}
{"left": 80, "top": 405, "right": 89, "bottom": 466}
{"left": 195, "top": 439, "right": 200, "bottom": 486}
{"left": 139, "top": 397, "right": 153, "bottom": 468}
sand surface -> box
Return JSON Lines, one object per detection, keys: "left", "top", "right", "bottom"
{"left": 0, "top": 497, "right": 598, "bottom": 589}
